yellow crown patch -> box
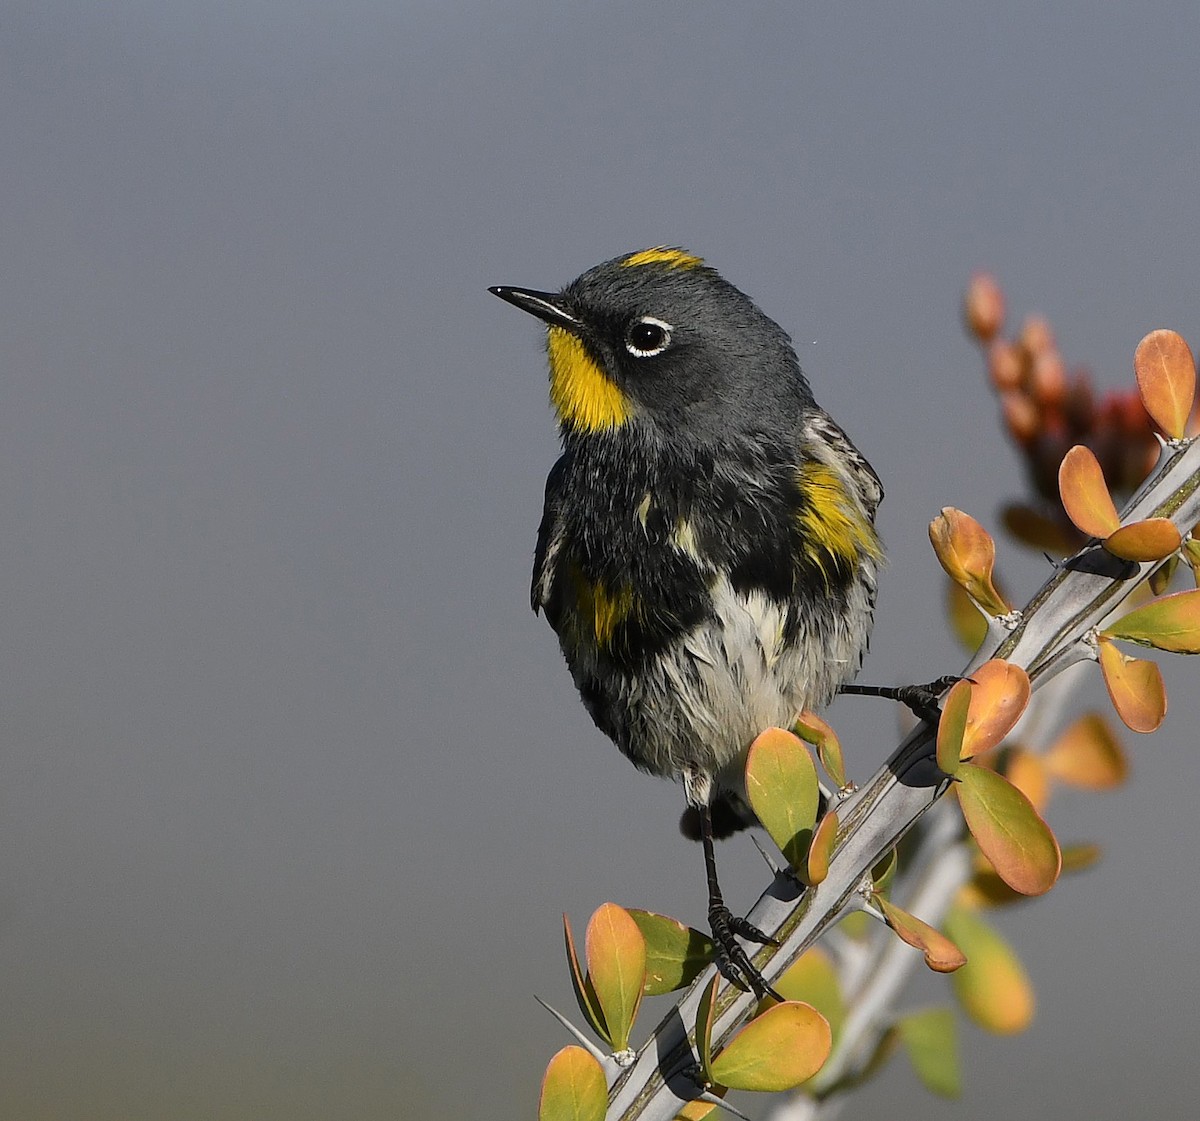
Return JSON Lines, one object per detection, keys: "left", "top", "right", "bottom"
{"left": 621, "top": 247, "right": 704, "bottom": 270}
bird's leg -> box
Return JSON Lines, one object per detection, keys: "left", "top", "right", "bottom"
{"left": 699, "top": 801, "right": 783, "bottom": 1002}
{"left": 839, "top": 674, "right": 963, "bottom": 725}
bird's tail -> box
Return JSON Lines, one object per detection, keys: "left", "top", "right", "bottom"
{"left": 678, "top": 790, "right": 759, "bottom": 841}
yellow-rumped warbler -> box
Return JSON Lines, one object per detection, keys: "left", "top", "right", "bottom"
{"left": 491, "top": 248, "right": 885, "bottom": 996}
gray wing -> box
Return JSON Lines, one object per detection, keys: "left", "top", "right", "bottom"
{"left": 805, "top": 410, "right": 884, "bottom": 522}
{"left": 531, "top": 455, "right": 569, "bottom": 614}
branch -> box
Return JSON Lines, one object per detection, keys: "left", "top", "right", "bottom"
{"left": 605, "top": 436, "right": 1200, "bottom": 1120}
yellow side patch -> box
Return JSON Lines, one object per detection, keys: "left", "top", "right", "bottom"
{"left": 797, "top": 462, "right": 883, "bottom": 581}
{"left": 547, "top": 326, "right": 630, "bottom": 431}
{"left": 620, "top": 247, "right": 704, "bottom": 270}
{"left": 569, "top": 568, "right": 634, "bottom": 648}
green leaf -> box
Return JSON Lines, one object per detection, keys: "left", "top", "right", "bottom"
{"left": 626, "top": 910, "right": 714, "bottom": 995}
{"left": 1186, "top": 538, "right": 1200, "bottom": 585}
{"left": 1060, "top": 842, "right": 1102, "bottom": 872}
{"left": 871, "top": 847, "right": 898, "bottom": 894}
{"left": 794, "top": 711, "right": 847, "bottom": 789}
{"left": 943, "top": 905, "right": 1035, "bottom": 1035}
{"left": 957, "top": 765, "right": 1061, "bottom": 896}
{"left": 898, "top": 1008, "right": 961, "bottom": 1098}
{"left": 695, "top": 975, "right": 719, "bottom": 1082}
{"left": 745, "top": 727, "right": 819, "bottom": 869}
{"left": 585, "top": 903, "right": 646, "bottom": 1051}
{"left": 672, "top": 1098, "right": 722, "bottom": 1120}
{"left": 539, "top": 1046, "right": 608, "bottom": 1121}
{"left": 1102, "top": 588, "right": 1200, "bottom": 653}
{"left": 709, "top": 1002, "right": 832, "bottom": 1092}
{"left": 773, "top": 948, "right": 846, "bottom": 1040}
{"left": 837, "top": 910, "right": 872, "bottom": 941}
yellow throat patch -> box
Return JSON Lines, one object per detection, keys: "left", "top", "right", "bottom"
{"left": 547, "top": 326, "right": 630, "bottom": 432}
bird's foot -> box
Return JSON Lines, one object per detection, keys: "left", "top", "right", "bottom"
{"left": 708, "top": 903, "right": 783, "bottom": 1002}
{"left": 841, "top": 674, "right": 965, "bottom": 725}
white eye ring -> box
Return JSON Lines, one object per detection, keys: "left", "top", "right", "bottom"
{"left": 624, "top": 316, "right": 673, "bottom": 358}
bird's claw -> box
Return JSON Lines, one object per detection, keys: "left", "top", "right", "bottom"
{"left": 892, "top": 674, "right": 966, "bottom": 724}
{"left": 841, "top": 674, "right": 967, "bottom": 725}
{"left": 708, "top": 904, "right": 783, "bottom": 1002}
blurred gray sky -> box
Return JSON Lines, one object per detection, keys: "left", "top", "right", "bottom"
{"left": 2, "top": 4, "right": 1198, "bottom": 1119}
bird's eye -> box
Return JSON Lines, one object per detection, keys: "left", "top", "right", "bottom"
{"left": 625, "top": 317, "right": 673, "bottom": 358}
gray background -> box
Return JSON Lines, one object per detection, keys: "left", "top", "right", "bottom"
{"left": 2, "top": 3, "right": 1198, "bottom": 1119}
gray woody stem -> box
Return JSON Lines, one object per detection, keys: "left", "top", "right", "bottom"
{"left": 604, "top": 435, "right": 1200, "bottom": 1121}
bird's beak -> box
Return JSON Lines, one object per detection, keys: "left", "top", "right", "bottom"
{"left": 489, "top": 286, "right": 583, "bottom": 335}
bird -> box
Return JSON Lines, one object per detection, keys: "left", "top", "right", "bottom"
{"left": 490, "top": 247, "right": 884, "bottom": 997}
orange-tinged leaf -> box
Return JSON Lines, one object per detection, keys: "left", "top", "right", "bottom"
{"left": 793, "top": 711, "right": 846, "bottom": 789}
{"left": 585, "top": 903, "right": 646, "bottom": 1051}
{"left": 1044, "top": 713, "right": 1128, "bottom": 789}
{"left": 1135, "top": 329, "right": 1196, "bottom": 440}
{"left": 800, "top": 809, "right": 838, "bottom": 887}
{"left": 1097, "top": 637, "right": 1166, "bottom": 733}
{"left": 1003, "top": 748, "right": 1050, "bottom": 813}
{"left": 539, "top": 1046, "right": 608, "bottom": 1121}
{"left": 563, "top": 915, "right": 608, "bottom": 1043}
{"left": 936, "top": 679, "right": 971, "bottom": 775}
{"left": 1104, "top": 518, "right": 1182, "bottom": 562}
{"left": 962, "top": 840, "right": 1102, "bottom": 908}
{"left": 957, "top": 865, "right": 1021, "bottom": 910}
{"left": 1103, "top": 588, "right": 1200, "bottom": 653}
{"left": 709, "top": 1001, "right": 832, "bottom": 1091}
{"left": 928, "top": 508, "right": 1011, "bottom": 616}
{"left": 957, "top": 765, "right": 1061, "bottom": 895}
{"left": 772, "top": 948, "right": 846, "bottom": 1040}
{"left": 961, "top": 660, "right": 1031, "bottom": 759}
{"left": 898, "top": 1008, "right": 961, "bottom": 1098}
{"left": 1059, "top": 444, "right": 1119, "bottom": 538}
{"left": 745, "top": 727, "right": 819, "bottom": 869}
{"left": 626, "top": 910, "right": 714, "bottom": 995}
{"left": 876, "top": 895, "right": 967, "bottom": 973}
{"left": 943, "top": 906, "right": 1035, "bottom": 1035}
